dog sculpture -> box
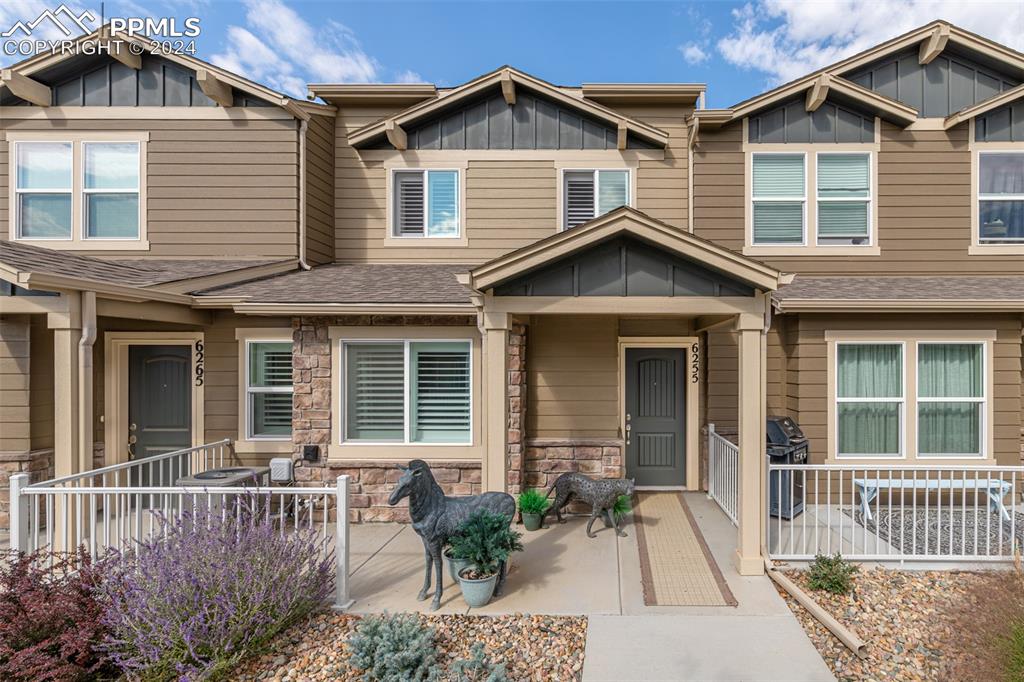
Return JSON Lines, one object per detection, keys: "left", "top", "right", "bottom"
{"left": 388, "top": 459, "right": 516, "bottom": 611}
{"left": 542, "top": 472, "right": 635, "bottom": 538}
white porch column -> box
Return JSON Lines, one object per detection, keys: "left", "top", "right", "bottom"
{"left": 481, "top": 311, "right": 510, "bottom": 492}
{"left": 734, "top": 311, "right": 766, "bottom": 575}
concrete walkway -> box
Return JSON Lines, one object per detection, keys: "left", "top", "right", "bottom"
{"left": 348, "top": 493, "right": 833, "bottom": 681}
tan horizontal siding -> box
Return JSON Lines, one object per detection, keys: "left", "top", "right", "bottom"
{"left": 305, "top": 113, "right": 335, "bottom": 264}
{"left": 0, "top": 117, "right": 299, "bottom": 260}
{"left": 0, "top": 315, "right": 31, "bottom": 453}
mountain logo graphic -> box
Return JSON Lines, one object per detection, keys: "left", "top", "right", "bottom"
{"left": 2, "top": 4, "right": 97, "bottom": 38}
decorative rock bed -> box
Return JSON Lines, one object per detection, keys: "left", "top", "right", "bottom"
{"left": 233, "top": 612, "right": 587, "bottom": 681}
{"left": 775, "top": 567, "right": 987, "bottom": 680}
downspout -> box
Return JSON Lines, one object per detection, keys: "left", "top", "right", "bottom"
{"left": 78, "top": 291, "right": 96, "bottom": 473}
{"left": 297, "top": 118, "right": 311, "bottom": 270}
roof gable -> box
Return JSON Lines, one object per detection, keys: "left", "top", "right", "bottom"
{"left": 348, "top": 67, "right": 669, "bottom": 150}
{"left": 468, "top": 206, "right": 783, "bottom": 293}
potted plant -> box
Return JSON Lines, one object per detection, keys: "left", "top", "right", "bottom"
{"left": 449, "top": 510, "right": 523, "bottom": 608}
{"left": 443, "top": 544, "right": 472, "bottom": 584}
{"left": 517, "top": 489, "right": 549, "bottom": 531}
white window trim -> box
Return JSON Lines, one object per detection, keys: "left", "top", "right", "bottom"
{"left": 244, "top": 339, "right": 294, "bottom": 442}
{"left": 339, "top": 338, "right": 474, "bottom": 447}
{"left": 815, "top": 150, "right": 873, "bottom": 247}
{"left": 826, "top": 331, "right": 996, "bottom": 464}
{"left": 6, "top": 131, "right": 150, "bottom": 250}
{"left": 970, "top": 141, "right": 1024, "bottom": 253}
{"left": 742, "top": 117, "right": 881, "bottom": 256}
{"left": 750, "top": 151, "right": 808, "bottom": 247}
{"left": 385, "top": 166, "right": 466, "bottom": 242}
{"left": 914, "top": 341, "right": 987, "bottom": 459}
{"left": 558, "top": 167, "right": 634, "bottom": 231}
{"left": 234, "top": 328, "right": 293, "bottom": 455}
{"left": 834, "top": 341, "right": 906, "bottom": 459}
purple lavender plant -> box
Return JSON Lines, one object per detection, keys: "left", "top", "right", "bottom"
{"left": 97, "top": 498, "right": 333, "bottom": 680}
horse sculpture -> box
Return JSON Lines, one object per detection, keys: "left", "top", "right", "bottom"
{"left": 388, "top": 459, "right": 516, "bottom": 611}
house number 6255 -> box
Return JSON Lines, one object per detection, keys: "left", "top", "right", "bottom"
{"left": 690, "top": 342, "right": 699, "bottom": 383}
{"left": 194, "top": 340, "right": 205, "bottom": 386}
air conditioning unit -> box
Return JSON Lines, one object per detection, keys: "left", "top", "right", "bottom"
{"left": 269, "top": 457, "right": 294, "bottom": 483}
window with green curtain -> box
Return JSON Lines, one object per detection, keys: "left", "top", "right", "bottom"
{"left": 917, "top": 343, "right": 983, "bottom": 456}
{"left": 836, "top": 343, "right": 902, "bottom": 456}
{"left": 410, "top": 342, "right": 471, "bottom": 443}
{"left": 16, "top": 142, "right": 73, "bottom": 239}
{"left": 426, "top": 170, "right": 459, "bottom": 237}
{"left": 345, "top": 343, "right": 405, "bottom": 441}
{"left": 817, "top": 153, "right": 870, "bottom": 244}
{"left": 247, "top": 342, "right": 293, "bottom": 438}
{"left": 752, "top": 154, "right": 804, "bottom": 244}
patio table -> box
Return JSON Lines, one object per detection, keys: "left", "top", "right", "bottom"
{"left": 853, "top": 477, "right": 1013, "bottom": 523}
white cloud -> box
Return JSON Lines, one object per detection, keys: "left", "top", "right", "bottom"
{"left": 394, "top": 69, "right": 425, "bottom": 84}
{"left": 717, "top": 1, "right": 1024, "bottom": 87}
{"left": 211, "top": 0, "right": 409, "bottom": 96}
{"left": 679, "top": 42, "right": 710, "bottom": 65}
{"left": 0, "top": 0, "right": 97, "bottom": 47}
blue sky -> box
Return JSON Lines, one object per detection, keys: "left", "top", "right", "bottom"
{"left": 2, "top": 1, "right": 1023, "bottom": 107}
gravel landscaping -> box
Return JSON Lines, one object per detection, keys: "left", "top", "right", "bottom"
{"left": 775, "top": 566, "right": 987, "bottom": 681}
{"left": 232, "top": 612, "right": 587, "bottom": 681}
{"left": 844, "top": 508, "right": 1023, "bottom": 557}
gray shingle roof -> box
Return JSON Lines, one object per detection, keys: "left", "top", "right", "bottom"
{"left": 774, "top": 276, "right": 1024, "bottom": 302}
{"left": 197, "top": 263, "right": 473, "bottom": 304}
{"left": 0, "top": 240, "right": 288, "bottom": 288}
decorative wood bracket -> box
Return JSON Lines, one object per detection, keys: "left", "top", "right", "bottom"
{"left": 99, "top": 27, "right": 141, "bottom": 69}
{"left": 617, "top": 121, "right": 628, "bottom": 150}
{"left": 500, "top": 71, "right": 516, "bottom": 105}
{"left": 805, "top": 73, "right": 830, "bottom": 112}
{"left": 195, "top": 69, "right": 234, "bottom": 107}
{"left": 385, "top": 119, "right": 408, "bottom": 150}
{"left": 919, "top": 24, "right": 950, "bottom": 65}
{"left": 0, "top": 69, "right": 51, "bottom": 107}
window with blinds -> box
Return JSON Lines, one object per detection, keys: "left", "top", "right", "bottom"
{"left": 343, "top": 340, "right": 472, "bottom": 444}
{"left": 817, "top": 153, "right": 870, "bottom": 245}
{"left": 562, "top": 169, "right": 629, "bottom": 229}
{"left": 392, "top": 169, "right": 460, "bottom": 238}
{"left": 247, "top": 341, "right": 293, "bottom": 439}
{"left": 978, "top": 152, "right": 1024, "bottom": 244}
{"left": 752, "top": 153, "right": 805, "bottom": 244}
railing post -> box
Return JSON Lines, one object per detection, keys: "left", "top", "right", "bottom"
{"left": 707, "top": 424, "right": 715, "bottom": 500}
{"left": 10, "top": 473, "right": 30, "bottom": 554}
{"left": 333, "top": 474, "right": 354, "bottom": 610}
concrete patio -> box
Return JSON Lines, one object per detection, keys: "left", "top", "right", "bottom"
{"left": 348, "top": 493, "right": 835, "bottom": 681}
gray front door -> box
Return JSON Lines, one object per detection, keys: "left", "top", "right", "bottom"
{"left": 625, "top": 348, "right": 685, "bottom": 487}
{"left": 128, "top": 345, "right": 191, "bottom": 484}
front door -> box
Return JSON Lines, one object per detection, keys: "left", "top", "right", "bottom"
{"left": 625, "top": 348, "right": 686, "bottom": 487}
{"left": 128, "top": 345, "right": 191, "bottom": 484}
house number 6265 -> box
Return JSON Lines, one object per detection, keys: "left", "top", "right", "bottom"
{"left": 194, "top": 340, "right": 205, "bottom": 386}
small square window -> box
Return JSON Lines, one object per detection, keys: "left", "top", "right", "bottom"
{"left": 392, "top": 170, "right": 460, "bottom": 237}
{"left": 562, "top": 169, "right": 629, "bottom": 229}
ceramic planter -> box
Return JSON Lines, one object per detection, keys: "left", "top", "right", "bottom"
{"left": 522, "top": 512, "right": 543, "bottom": 531}
{"left": 458, "top": 569, "right": 498, "bottom": 607}
{"left": 445, "top": 552, "right": 472, "bottom": 584}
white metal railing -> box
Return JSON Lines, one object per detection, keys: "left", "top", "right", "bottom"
{"left": 707, "top": 424, "right": 739, "bottom": 526}
{"left": 8, "top": 443, "right": 353, "bottom": 610}
{"left": 766, "top": 463, "right": 1024, "bottom": 562}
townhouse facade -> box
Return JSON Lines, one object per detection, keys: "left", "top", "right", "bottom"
{"left": 1, "top": 21, "right": 1022, "bottom": 573}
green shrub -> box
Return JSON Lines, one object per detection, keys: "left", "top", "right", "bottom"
{"left": 347, "top": 613, "right": 440, "bottom": 682}
{"left": 450, "top": 642, "right": 509, "bottom": 682}
{"left": 448, "top": 511, "right": 523, "bottom": 577}
{"left": 517, "top": 489, "right": 549, "bottom": 515}
{"left": 807, "top": 553, "right": 859, "bottom": 594}
{"left": 612, "top": 494, "right": 632, "bottom": 521}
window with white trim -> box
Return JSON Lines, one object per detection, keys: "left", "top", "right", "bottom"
{"left": 392, "top": 169, "right": 460, "bottom": 238}
{"left": 13, "top": 140, "right": 142, "bottom": 242}
{"left": 817, "top": 153, "right": 871, "bottom": 245}
{"left": 836, "top": 343, "right": 904, "bottom": 458}
{"left": 562, "top": 169, "right": 629, "bottom": 230}
{"left": 917, "top": 343, "right": 984, "bottom": 457}
{"left": 246, "top": 341, "right": 293, "bottom": 439}
{"left": 752, "top": 153, "right": 805, "bottom": 244}
{"left": 342, "top": 340, "right": 471, "bottom": 444}
{"left": 978, "top": 151, "right": 1024, "bottom": 244}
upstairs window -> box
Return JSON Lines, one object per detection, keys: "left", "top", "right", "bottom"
{"left": 392, "top": 169, "right": 460, "bottom": 238}
{"left": 562, "top": 169, "right": 629, "bottom": 229}
{"left": 817, "top": 153, "right": 870, "bottom": 245}
{"left": 978, "top": 152, "right": 1024, "bottom": 244}
{"left": 15, "top": 142, "right": 73, "bottom": 239}
{"left": 246, "top": 341, "right": 293, "bottom": 440}
{"left": 84, "top": 143, "right": 141, "bottom": 239}
{"left": 752, "top": 153, "right": 805, "bottom": 244}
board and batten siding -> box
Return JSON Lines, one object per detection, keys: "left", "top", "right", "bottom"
{"left": 693, "top": 119, "right": 1024, "bottom": 274}
{"left": 334, "top": 102, "right": 691, "bottom": 264}
{"left": 0, "top": 116, "right": 300, "bottom": 259}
